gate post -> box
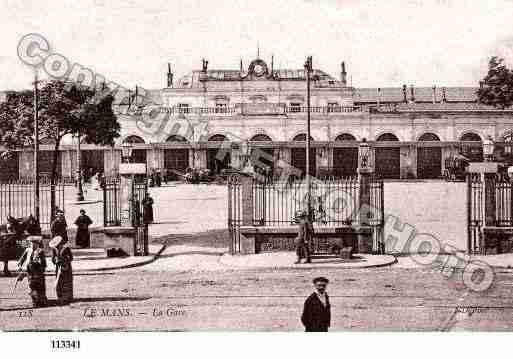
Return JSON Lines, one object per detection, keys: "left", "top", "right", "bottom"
{"left": 357, "top": 139, "right": 374, "bottom": 253}
{"left": 241, "top": 174, "right": 254, "bottom": 226}
{"left": 467, "top": 162, "right": 500, "bottom": 254}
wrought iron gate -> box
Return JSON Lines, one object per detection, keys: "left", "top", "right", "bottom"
{"left": 103, "top": 177, "right": 149, "bottom": 256}
{"left": 467, "top": 172, "right": 513, "bottom": 254}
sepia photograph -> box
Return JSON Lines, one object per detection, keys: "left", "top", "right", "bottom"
{"left": 0, "top": 0, "right": 512, "bottom": 356}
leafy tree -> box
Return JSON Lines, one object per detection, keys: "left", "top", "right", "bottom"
{"left": 0, "top": 80, "right": 120, "bottom": 215}
{"left": 477, "top": 56, "right": 513, "bottom": 109}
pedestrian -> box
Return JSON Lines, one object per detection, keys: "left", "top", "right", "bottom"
{"left": 17, "top": 236, "right": 47, "bottom": 308}
{"left": 51, "top": 210, "right": 68, "bottom": 244}
{"left": 74, "top": 209, "right": 93, "bottom": 248}
{"left": 301, "top": 277, "right": 331, "bottom": 332}
{"left": 294, "top": 210, "right": 312, "bottom": 264}
{"left": 142, "top": 194, "right": 154, "bottom": 225}
{"left": 49, "top": 236, "right": 74, "bottom": 305}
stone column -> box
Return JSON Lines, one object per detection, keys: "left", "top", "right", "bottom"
{"left": 400, "top": 145, "right": 416, "bottom": 179}
{"left": 104, "top": 148, "right": 121, "bottom": 177}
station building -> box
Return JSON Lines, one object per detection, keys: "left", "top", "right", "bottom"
{"left": 3, "top": 57, "right": 513, "bottom": 181}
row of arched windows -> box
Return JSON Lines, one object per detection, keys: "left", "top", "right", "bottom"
{"left": 122, "top": 131, "right": 492, "bottom": 144}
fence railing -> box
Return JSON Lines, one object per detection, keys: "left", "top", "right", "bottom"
{"left": 0, "top": 180, "right": 65, "bottom": 229}
{"left": 253, "top": 178, "right": 361, "bottom": 227}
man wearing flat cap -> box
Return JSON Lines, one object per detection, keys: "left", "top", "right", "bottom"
{"left": 301, "top": 277, "right": 331, "bottom": 332}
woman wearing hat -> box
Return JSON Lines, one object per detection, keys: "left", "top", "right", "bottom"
{"left": 50, "top": 210, "right": 68, "bottom": 244}
{"left": 17, "top": 236, "right": 48, "bottom": 307}
{"left": 50, "top": 236, "right": 74, "bottom": 305}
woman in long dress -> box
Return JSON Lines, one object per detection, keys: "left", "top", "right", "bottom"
{"left": 74, "top": 209, "right": 93, "bottom": 248}
{"left": 49, "top": 236, "right": 73, "bottom": 305}
{"left": 17, "top": 236, "right": 47, "bottom": 307}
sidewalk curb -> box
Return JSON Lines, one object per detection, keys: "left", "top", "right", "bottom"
{"left": 39, "top": 244, "right": 168, "bottom": 274}
{"left": 218, "top": 254, "right": 398, "bottom": 271}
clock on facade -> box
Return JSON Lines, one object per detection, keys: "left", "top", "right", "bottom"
{"left": 254, "top": 64, "right": 265, "bottom": 76}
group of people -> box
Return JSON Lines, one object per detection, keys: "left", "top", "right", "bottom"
{"left": 51, "top": 209, "right": 93, "bottom": 248}
{"left": 17, "top": 234, "right": 73, "bottom": 307}
{"left": 15, "top": 208, "right": 94, "bottom": 307}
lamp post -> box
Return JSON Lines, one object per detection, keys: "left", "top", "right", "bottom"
{"left": 33, "top": 71, "right": 40, "bottom": 223}
{"left": 304, "top": 56, "right": 313, "bottom": 220}
{"left": 483, "top": 136, "right": 495, "bottom": 162}
{"left": 359, "top": 138, "right": 372, "bottom": 171}
{"left": 121, "top": 142, "right": 133, "bottom": 163}
{"left": 75, "top": 133, "right": 84, "bottom": 201}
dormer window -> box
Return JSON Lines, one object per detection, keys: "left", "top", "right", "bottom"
{"left": 215, "top": 103, "right": 228, "bottom": 113}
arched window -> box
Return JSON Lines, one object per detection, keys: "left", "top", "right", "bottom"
{"left": 250, "top": 134, "right": 272, "bottom": 142}
{"left": 208, "top": 134, "right": 228, "bottom": 142}
{"left": 293, "top": 133, "right": 314, "bottom": 141}
{"left": 376, "top": 133, "right": 399, "bottom": 141}
{"left": 166, "top": 135, "right": 188, "bottom": 142}
{"left": 123, "top": 135, "right": 145, "bottom": 144}
{"left": 459, "top": 132, "right": 483, "bottom": 162}
{"left": 418, "top": 133, "right": 440, "bottom": 141}
{"left": 460, "top": 132, "right": 482, "bottom": 142}
{"left": 335, "top": 133, "right": 357, "bottom": 141}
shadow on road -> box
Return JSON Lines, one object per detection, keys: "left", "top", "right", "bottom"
{"left": 151, "top": 228, "right": 230, "bottom": 249}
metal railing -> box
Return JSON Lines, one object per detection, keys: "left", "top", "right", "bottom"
{"left": 0, "top": 179, "right": 65, "bottom": 229}
{"left": 158, "top": 104, "right": 364, "bottom": 116}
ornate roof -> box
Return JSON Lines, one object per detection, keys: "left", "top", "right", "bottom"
{"left": 173, "top": 58, "right": 340, "bottom": 88}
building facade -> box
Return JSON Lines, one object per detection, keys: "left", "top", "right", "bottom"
{"left": 3, "top": 57, "right": 513, "bottom": 181}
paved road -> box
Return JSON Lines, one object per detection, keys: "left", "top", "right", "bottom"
{"left": 1, "top": 264, "right": 512, "bottom": 331}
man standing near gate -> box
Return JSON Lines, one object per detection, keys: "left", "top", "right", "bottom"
{"left": 301, "top": 277, "right": 331, "bottom": 332}
{"left": 295, "top": 210, "right": 312, "bottom": 264}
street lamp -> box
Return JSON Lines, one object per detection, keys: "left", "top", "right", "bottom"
{"left": 121, "top": 142, "right": 133, "bottom": 163}
{"left": 304, "top": 56, "right": 313, "bottom": 220}
{"left": 483, "top": 136, "right": 495, "bottom": 162}
{"left": 75, "top": 133, "right": 84, "bottom": 201}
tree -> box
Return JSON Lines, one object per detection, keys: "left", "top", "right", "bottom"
{"left": 477, "top": 56, "right": 513, "bottom": 109}
{"left": 0, "top": 80, "right": 120, "bottom": 215}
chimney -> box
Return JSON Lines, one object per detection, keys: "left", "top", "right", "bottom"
{"left": 271, "top": 55, "right": 274, "bottom": 73}
{"left": 442, "top": 87, "right": 447, "bottom": 103}
{"left": 240, "top": 58, "right": 243, "bottom": 73}
{"left": 167, "top": 63, "right": 173, "bottom": 88}
{"left": 402, "top": 84, "right": 408, "bottom": 103}
{"left": 479, "top": 81, "right": 484, "bottom": 89}
{"left": 410, "top": 84, "right": 415, "bottom": 103}
{"left": 377, "top": 87, "right": 381, "bottom": 108}
{"left": 340, "top": 61, "right": 347, "bottom": 86}
{"left": 432, "top": 85, "right": 436, "bottom": 104}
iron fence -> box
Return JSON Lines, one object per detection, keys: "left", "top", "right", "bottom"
{"left": 0, "top": 179, "right": 65, "bottom": 229}
{"left": 103, "top": 177, "right": 149, "bottom": 255}
{"left": 228, "top": 176, "right": 385, "bottom": 254}
{"left": 253, "top": 178, "right": 361, "bottom": 227}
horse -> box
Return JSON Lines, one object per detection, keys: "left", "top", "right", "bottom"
{"left": 6, "top": 215, "right": 41, "bottom": 236}
{"left": 1, "top": 215, "right": 41, "bottom": 276}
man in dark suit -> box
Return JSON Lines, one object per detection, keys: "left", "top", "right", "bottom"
{"left": 301, "top": 277, "right": 331, "bottom": 332}
{"left": 294, "top": 210, "right": 313, "bottom": 264}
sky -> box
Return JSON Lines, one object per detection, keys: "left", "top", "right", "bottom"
{"left": 1, "top": 0, "right": 513, "bottom": 90}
